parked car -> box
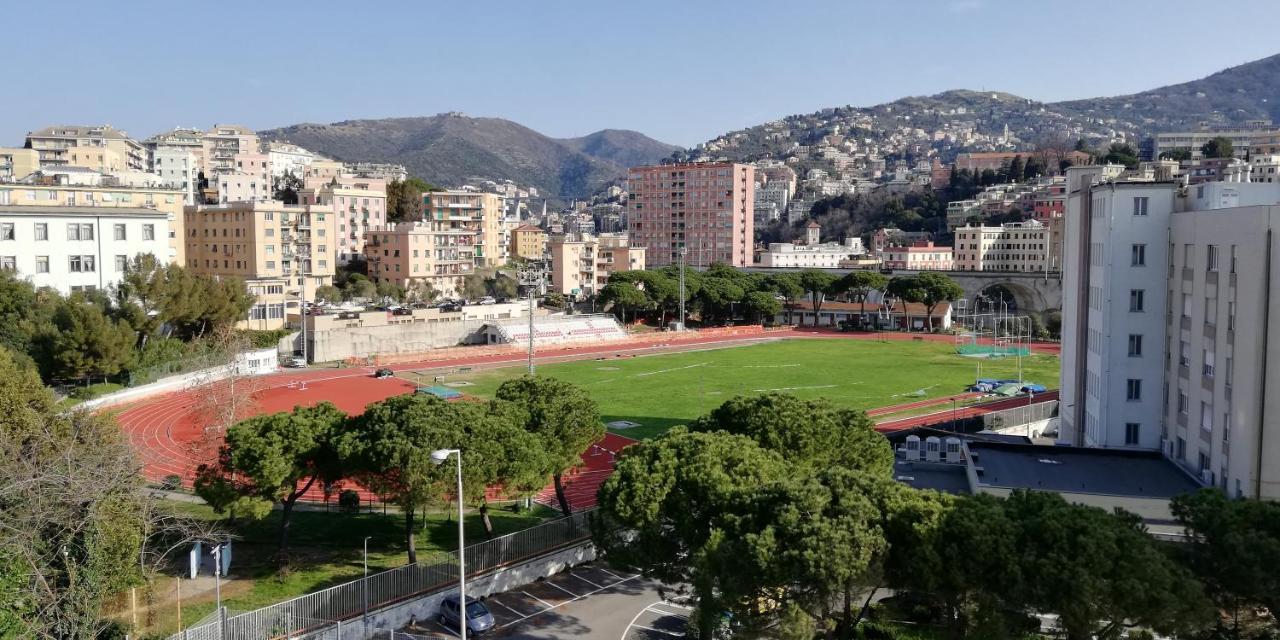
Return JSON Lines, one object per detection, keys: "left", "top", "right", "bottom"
{"left": 477, "top": 296, "right": 497, "bottom": 305}
{"left": 437, "top": 595, "right": 495, "bottom": 635}
{"left": 374, "top": 368, "right": 394, "bottom": 379}
{"left": 285, "top": 356, "right": 307, "bottom": 368}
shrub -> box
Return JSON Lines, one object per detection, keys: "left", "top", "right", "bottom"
{"left": 338, "top": 489, "right": 361, "bottom": 513}
{"left": 160, "top": 474, "right": 183, "bottom": 491}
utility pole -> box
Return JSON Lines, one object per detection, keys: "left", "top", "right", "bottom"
{"left": 677, "top": 246, "right": 687, "bottom": 331}
{"left": 518, "top": 261, "right": 546, "bottom": 374}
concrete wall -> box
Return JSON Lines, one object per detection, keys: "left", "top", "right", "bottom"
{"left": 308, "top": 318, "right": 494, "bottom": 363}
{"left": 78, "top": 348, "right": 279, "bottom": 411}
{"left": 300, "top": 543, "right": 597, "bottom": 640}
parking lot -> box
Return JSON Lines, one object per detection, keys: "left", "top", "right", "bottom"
{"left": 397, "top": 563, "right": 689, "bottom": 639}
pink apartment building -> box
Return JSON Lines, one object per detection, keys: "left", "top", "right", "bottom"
{"left": 299, "top": 175, "right": 388, "bottom": 264}
{"left": 882, "top": 241, "right": 954, "bottom": 271}
{"left": 627, "top": 162, "right": 754, "bottom": 267}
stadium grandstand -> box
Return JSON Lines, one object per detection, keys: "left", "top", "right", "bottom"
{"left": 482, "top": 314, "right": 628, "bottom": 347}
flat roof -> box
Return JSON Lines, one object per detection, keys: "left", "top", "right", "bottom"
{"left": 0, "top": 204, "right": 167, "bottom": 218}
{"left": 893, "top": 460, "right": 971, "bottom": 494}
{"left": 970, "top": 441, "right": 1199, "bottom": 498}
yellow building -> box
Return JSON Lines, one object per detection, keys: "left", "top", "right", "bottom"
{"left": 509, "top": 223, "right": 547, "bottom": 261}
{"left": 0, "top": 181, "right": 186, "bottom": 264}
{"left": 24, "top": 125, "right": 146, "bottom": 171}
{"left": 423, "top": 191, "right": 505, "bottom": 268}
{"left": 0, "top": 148, "right": 40, "bottom": 181}
{"left": 365, "top": 221, "right": 475, "bottom": 298}
{"left": 183, "top": 201, "right": 337, "bottom": 330}
{"left": 548, "top": 233, "right": 645, "bottom": 298}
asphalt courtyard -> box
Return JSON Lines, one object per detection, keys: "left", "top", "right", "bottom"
{"left": 398, "top": 563, "right": 689, "bottom": 639}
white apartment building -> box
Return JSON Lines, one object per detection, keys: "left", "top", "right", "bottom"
{"left": 152, "top": 148, "right": 197, "bottom": 204}
{"left": 0, "top": 205, "right": 169, "bottom": 294}
{"left": 267, "top": 142, "right": 315, "bottom": 179}
{"left": 756, "top": 239, "right": 864, "bottom": 268}
{"left": 1060, "top": 165, "right": 1280, "bottom": 499}
{"left": 953, "top": 220, "right": 1051, "bottom": 272}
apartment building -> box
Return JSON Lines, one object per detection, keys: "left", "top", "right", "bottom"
{"left": 202, "top": 124, "right": 259, "bottom": 177}
{"left": 1154, "top": 121, "right": 1278, "bottom": 160}
{"left": 423, "top": 191, "right": 505, "bottom": 268}
{"left": 548, "top": 233, "right": 645, "bottom": 298}
{"left": 0, "top": 205, "right": 169, "bottom": 295}
{"left": 217, "top": 152, "right": 271, "bottom": 203}
{"left": 0, "top": 148, "right": 39, "bottom": 181}
{"left": 627, "top": 162, "right": 754, "bottom": 268}
{"left": 1164, "top": 181, "right": 1280, "bottom": 498}
{"left": 143, "top": 127, "right": 206, "bottom": 173}
{"left": 183, "top": 201, "right": 336, "bottom": 329}
{"left": 882, "top": 241, "right": 953, "bottom": 271}
{"left": 300, "top": 176, "right": 388, "bottom": 264}
{"left": 25, "top": 125, "right": 147, "bottom": 171}
{"left": 509, "top": 224, "right": 547, "bottom": 261}
{"left": 953, "top": 220, "right": 1052, "bottom": 272}
{"left": 152, "top": 148, "right": 198, "bottom": 205}
{"left": 364, "top": 221, "right": 475, "bottom": 298}
{"left": 266, "top": 142, "right": 315, "bottom": 178}
{"left": 0, "top": 181, "right": 185, "bottom": 264}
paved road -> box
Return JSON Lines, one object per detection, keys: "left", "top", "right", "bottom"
{"left": 399, "top": 564, "right": 689, "bottom": 639}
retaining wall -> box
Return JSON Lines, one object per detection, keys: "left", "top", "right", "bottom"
{"left": 79, "top": 348, "right": 279, "bottom": 411}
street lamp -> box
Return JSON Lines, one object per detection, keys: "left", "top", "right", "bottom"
{"left": 431, "top": 448, "right": 466, "bottom": 640}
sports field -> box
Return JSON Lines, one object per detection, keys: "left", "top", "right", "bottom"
{"left": 412, "top": 338, "right": 1060, "bottom": 439}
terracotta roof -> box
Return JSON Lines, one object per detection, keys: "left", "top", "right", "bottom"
{"left": 805, "top": 220, "right": 821, "bottom": 228}
{"left": 513, "top": 224, "right": 544, "bottom": 232}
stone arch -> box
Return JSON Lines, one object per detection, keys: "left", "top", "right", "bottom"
{"left": 975, "top": 282, "right": 1040, "bottom": 315}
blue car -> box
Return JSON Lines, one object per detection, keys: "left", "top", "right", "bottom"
{"left": 438, "top": 594, "right": 496, "bottom": 635}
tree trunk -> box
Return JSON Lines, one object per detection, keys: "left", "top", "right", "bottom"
{"left": 404, "top": 506, "right": 418, "bottom": 564}
{"left": 839, "top": 586, "right": 854, "bottom": 639}
{"left": 553, "top": 473, "right": 572, "bottom": 515}
{"left": 479, "top": 501, "right": 495, "bottom": 539}
{"left": 859, "top": 295, "right": 867, "bottom": 330}
{"left": 277, "top": 476, "right": 317, "bottom": 562}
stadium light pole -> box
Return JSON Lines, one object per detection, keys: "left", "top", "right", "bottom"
{"left": 431, "top": 448, "right": 466, "bottom": 640}
{"left": 363, "top": 536, "right": 371, "bottom": 630}
{"left": 518, "top": 262, "right": 545, "bottom": 375}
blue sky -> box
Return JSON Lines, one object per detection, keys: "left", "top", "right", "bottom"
{"left": 4, "top": 0, "right": 1279, "bottom": 147}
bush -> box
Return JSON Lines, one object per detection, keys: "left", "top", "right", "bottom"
{"left": 240, "top": 328, "right": 293, "bottom": 349}
{"left": 69, "top": 382, "right": 124, "bottom": 400}
{"left": 160, "top": 474, "right": 184, "bottom": 491}
{"left": 338, "top": 489, "right": 361, "bottom": 513}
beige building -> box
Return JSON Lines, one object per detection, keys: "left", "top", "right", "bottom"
{"left": 183, "top": 201, "right": 336, "bottom": 330}
{"left": 953, "top": 220, "right": 1053, "bottom": 272}
{"left": 423, "top": 191, "right": 505, "bottom": 268}
{"left": 202, "top": 124, "right": 259, "bottom": 177}
{"left": 364, "top": 221, "right": 475, "bottom": 298}
{"left": 143, "top": 127, "right": 206, "bottom": 173}
{"left": 24, "top": 125, "right": 147, "bottom": 171}
{"left": 548, "top": 233, "right": 646, "bottom": 298}
{"left": 0, "top": 148, "right": 40, "bottom": 181}
{"left": 509, "top": 224, "right": 547, "bottom": 261}
{"left": 215, "top": 152, "right": 271, "bottom": 203}
{"left": 0, "top": 181, "right": 186, "bottom": 264}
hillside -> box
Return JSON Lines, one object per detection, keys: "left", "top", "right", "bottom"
{"left": 681, "top": 52, "right": 1280, "bottom": 165}
{"left": 259, "top": 114, "right": 677, "bottom": 200}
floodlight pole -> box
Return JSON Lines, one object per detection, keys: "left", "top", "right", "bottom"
{"left": 678, "top": 246, "right": 688, "bottom": 331}
{"left": 518, "top": 262, "right": 545, "bottom": 375}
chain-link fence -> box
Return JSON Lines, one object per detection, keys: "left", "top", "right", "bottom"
{"left": 170, "top": 509, "right": 594, "bottom": 640}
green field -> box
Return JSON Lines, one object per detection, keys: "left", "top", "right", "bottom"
{"left": 424, "top": 338, "right": 1059, "bottom": 439}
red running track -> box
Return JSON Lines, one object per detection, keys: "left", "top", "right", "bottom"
{"left": 113, "top": 327, "right": 1058, "bottom": 510}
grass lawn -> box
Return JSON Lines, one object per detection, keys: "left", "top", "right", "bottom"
{"left": 424, "top": 338, "right": 1059, "bottom": 439}
{"left": 111, "top": 500, "right": 557, "bottom": 638}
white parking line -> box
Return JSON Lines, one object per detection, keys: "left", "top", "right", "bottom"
{"left": 499, "top": 574, "right": 642, "bottom": 630}
{"left": 660, "top": 600, "right": 693, "bottom": 610}
{"left": 571, "top": 571, "right": 606, "bottom": 589}
{"left": 648, "top": 603, "right": 690, "bottom": 617}
{"left": 545, "top": 580, "right": 581, "bottom": 598}
{"left": 597, "top": 567, "right": 628, "bottom": 581}
{"left": 522, "top": 591, "right": 557, "bottom": 609}
{"left": 632, "top": 624, "right": 685, "bottom": 637}
{"left": 486, "top": 598, "right": 528, "bottom": 618}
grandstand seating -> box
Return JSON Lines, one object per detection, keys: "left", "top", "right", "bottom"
{"left": 486, "top": 314, "right": 628, "bottom": 347}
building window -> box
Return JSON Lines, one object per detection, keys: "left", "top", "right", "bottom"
{"left": 1129, "top": 289, "right": 1145, "bottom": 312}
{"left": 115, "top": 255, "right": 128, "bottom": 272}
{"left": 1131, "top": 243, "right": 1146, "bottom": 266}
{"left": 1128, "top": 334, "right": 1143, "bottom": 357}
{"left": 1203, "top": 349, "right": 1215, "bottom": 378}
{"left": 35, "top": 256, "right": 48, "bottom": 273}
{"left": 143, "top": 224, "right": 155, "bottom": 241}
{"left": 1206, "top": 245, "right": 1218, "bottom": 272}
{"left": 1178, "top": 391, "right": 1189, "bottom": 414}
{"left": 1126, "top": 378, "right": 1142, "bottom": 401}
{"left": 0, "top": 256, "right": 13, "bottom": 271}
{"left": 34, "top": 223, "right": 47, "bottom": 241}
{"left": 1132, "top": 197, "right": 1149, "bottom": 216}
{"left": 114, "top": 224, "right": 126, "bottom": 241}
{"left": 67, "top": 223, "right": 94, "bottom": 241}
{"left": 1124, "top": 423, "right": 1140, "bottom": 445}
{"left": 266, "top": 261, "right": 276, "bottom": 270}
{"left": 68, "top": 255, "right": 96, "bottom": 272}
{"left": 1230, "top": 245, "right": 1237, "bottom": 274}
{"left": 1200, "top": 402, "right": 1213, "bottom": 432}
{"left": 0, "top": 223, "right": 13, "bottom": 241}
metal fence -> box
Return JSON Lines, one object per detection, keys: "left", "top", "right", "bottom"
{"left": 171, "top": 509, "right": 594, "bottom": 640}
